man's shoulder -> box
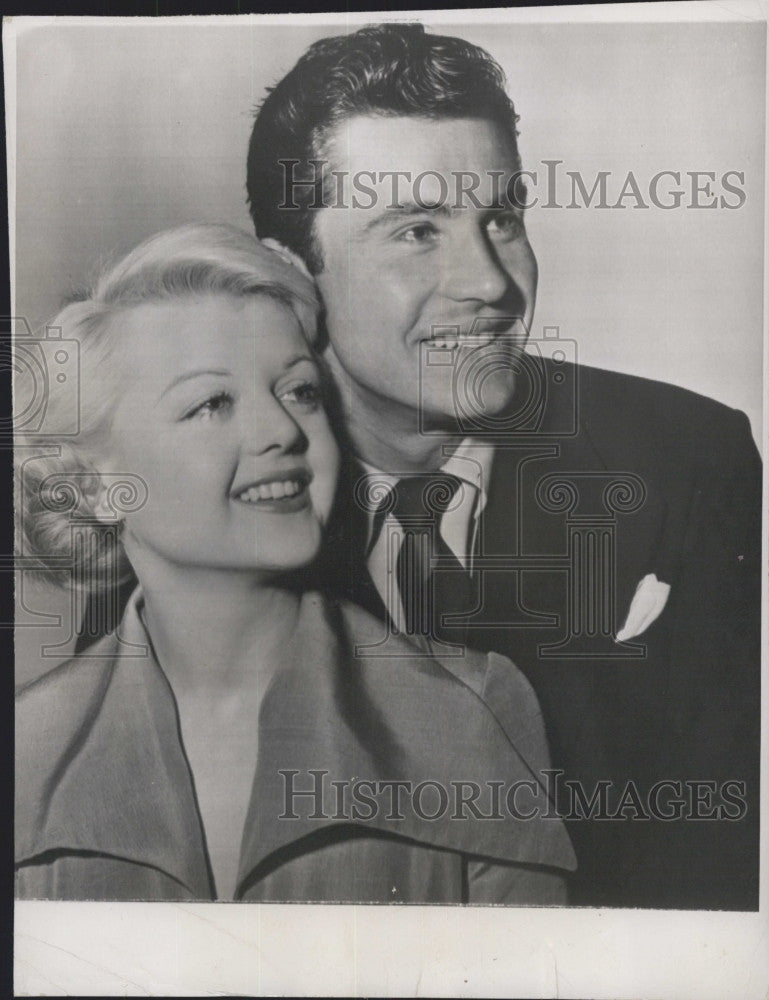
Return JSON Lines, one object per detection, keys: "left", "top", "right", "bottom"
{"left": 576, "top": 361, "right": 736, "bottom": 415}
{"left": 555, "top": 360, "right": 755, "bottom": 468}
{"left": 573, "top": 362, "right": 746, "bottom": 433}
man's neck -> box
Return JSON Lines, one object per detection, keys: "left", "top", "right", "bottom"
{"left": 327, "top": 358, "right": 463, "bottom": 474}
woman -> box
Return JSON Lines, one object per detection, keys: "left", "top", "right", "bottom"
{"left": 15, "top": 224, "right": 575, "bottom": 903}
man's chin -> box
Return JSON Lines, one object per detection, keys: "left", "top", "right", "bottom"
{"left": 419, "top": 378, "right": 516, "bottom": 436}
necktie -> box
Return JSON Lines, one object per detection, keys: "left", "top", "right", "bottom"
{"left": 384, "top": 473, "right": 474, "bottom": 644}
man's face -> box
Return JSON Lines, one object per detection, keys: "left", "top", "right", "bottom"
{"left": 314, "top": 115, "right": 538, "bottom": 431}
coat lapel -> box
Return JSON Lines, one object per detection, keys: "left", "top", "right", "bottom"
{"left": 16, "top": 594, "right": 213, "bottom": 898}
{"left": 18, "top": 590, "right": 576, "bottom": 902}
{"left": 236, "top": 595, "right": 576, "bottom": 895}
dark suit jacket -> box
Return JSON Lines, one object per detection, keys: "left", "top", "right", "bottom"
{"left": 328, "top": 361, "right": 761, "bottom": 910}
{"left": 17, "top": 589, "right": 575, "bottom": 903}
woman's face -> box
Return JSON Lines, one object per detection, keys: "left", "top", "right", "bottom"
{"left": 101, "top": 293, "right": 339, "bottom": 576}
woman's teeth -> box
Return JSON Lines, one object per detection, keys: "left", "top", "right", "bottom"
{"left": 237, "top": 480, "right": 303, "bottom": 502}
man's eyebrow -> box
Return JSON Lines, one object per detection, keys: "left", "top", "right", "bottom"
{"left": 362, "top": 203, "right": 456, "bottom": 233}
{"left": 161, "top": 368, "right": 232, "bottom": 398}
{"left": 361, "top": 198, "right": 523, "bottom": 234}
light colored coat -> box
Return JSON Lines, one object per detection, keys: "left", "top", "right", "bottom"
{"left": 16, "top": 590, "right": 575, "bottom": 903}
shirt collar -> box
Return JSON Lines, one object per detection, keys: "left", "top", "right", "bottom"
{"left": 358, "top": 438, "right": 495, "bottom": 534}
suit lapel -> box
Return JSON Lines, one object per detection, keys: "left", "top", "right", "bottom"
{"left": 478, "top": 360, "right": 670, "bottom": 644}
{"left": 578, "top": 390, "right": 670, "bottom": 621}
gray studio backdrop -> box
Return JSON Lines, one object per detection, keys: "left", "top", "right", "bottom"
{"left": 11, "top": 16, "right": 766, "bottom": 678}
{"left": 13, "top": 18, "right": 765, "bottom": 440}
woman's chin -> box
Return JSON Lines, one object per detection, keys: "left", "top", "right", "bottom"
{"left": 240, "top": 533, "right": 324, "bottom": 577}
{"left": 124, "top": 535, "right": 323, "bottom": 581}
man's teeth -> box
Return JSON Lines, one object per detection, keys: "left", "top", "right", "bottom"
{"left": 429, "top": 334, "right": 496, "bottom": 350}
{"left": 237, "top": 480, "right": 303, "bottom": 502}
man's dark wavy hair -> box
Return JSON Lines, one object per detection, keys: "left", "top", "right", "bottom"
{"left": 246, "top": 23, "right": 521, "bottom": 274}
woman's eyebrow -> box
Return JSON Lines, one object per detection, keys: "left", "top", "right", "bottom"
{"left": 161, "top": 368, "right": 231, "bottom": 398}
{"left": 283, "top": 353, "right": 316, "bottom": 371}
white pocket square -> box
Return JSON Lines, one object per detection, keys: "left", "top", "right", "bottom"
{"left": 616, "top": 573, "right": 671, "bottom": 642}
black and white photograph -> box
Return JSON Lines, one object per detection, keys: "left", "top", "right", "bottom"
{"left": 7, "top": 4, "right": 767, "bottom": 996}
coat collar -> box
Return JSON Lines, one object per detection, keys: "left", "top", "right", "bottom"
{"left": 15, "top": 596, "right": 213, "bottom": 897}
{"left": 237, "top": 597, "right": 576, "bottom": 893}
{"left": 17, "top": 590, "right": 575, "bottom": 899}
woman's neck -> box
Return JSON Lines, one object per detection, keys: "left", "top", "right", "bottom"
{"left": 122, "top": 545, "right": 303, "bottom": 901}
{"left": 124, "top": 543, "right": 302, "bottom": 702}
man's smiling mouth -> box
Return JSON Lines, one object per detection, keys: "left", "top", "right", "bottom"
{"left": 427, "top": 333, "right": 496, "bottom": 351}
{"left": 423, "top": 316, "right": 526, "bottom": 351}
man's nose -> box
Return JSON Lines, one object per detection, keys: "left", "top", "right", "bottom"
{"left": 441, "top": 229, "right": 510, "bottom": 304}
{"left": 241, "top": 397, "right": 306, "bottom": 455}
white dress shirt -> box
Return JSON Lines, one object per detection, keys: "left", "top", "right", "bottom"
{"left": 359, "top": 440, "right": 495, "bottom": 632}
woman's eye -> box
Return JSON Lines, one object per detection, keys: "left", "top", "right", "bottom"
{"left": 183, "top": 391, "right": 234, "bottom": 421}
{"left": 278, "top": 381, "right": 323, "bottom": 410}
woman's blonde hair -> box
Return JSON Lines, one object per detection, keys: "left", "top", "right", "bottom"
{"left": 15, "top": 223, "right": 320, "bottom": 591}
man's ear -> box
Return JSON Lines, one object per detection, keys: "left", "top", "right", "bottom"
{"left": 262, "top": 238, "right": 314, "bottom": 281}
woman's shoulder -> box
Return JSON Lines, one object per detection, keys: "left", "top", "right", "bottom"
{"left": 326, "top": 597, "right": 557, "bottom": 816}
{"left": 17, "top": 586, "right": 146, "bottom": 707}
{"left": 330, "top": 596, "right": 538, "bottom": 712}
{"left": 16, "top": 634, "right": 119, "bottom": 753}
{"left": 329, "top": 596, "right": 481, "bottom": 664}
{"left": 17, "top": 630, "right": 116, "bottom": 690}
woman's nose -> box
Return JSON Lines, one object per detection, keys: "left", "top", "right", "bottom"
{"left": 241, "top": 398, "right": 306, "bottom": 455}
{"left": 441, "top": 229, "right": 511, "bottom": 304}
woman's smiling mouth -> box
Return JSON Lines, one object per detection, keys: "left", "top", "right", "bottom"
{"left": 232, "top": 470, "right": 312, "bottom": 511}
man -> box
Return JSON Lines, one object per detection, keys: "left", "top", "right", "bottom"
{"left": 245, "top": 22, "right": 762, "bottom": 909}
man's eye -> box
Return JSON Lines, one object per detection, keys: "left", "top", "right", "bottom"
{"left": 399, "top": 223, "right": 440, "bottom": 245}
{"left": 183, "top": 391, "right": 234, "bottom": 421}
{"left": 486, "top": 212, "right": 524, "bottom": 241}
{"left": 279, "top": 381, "right": 323, "bottom": 410}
